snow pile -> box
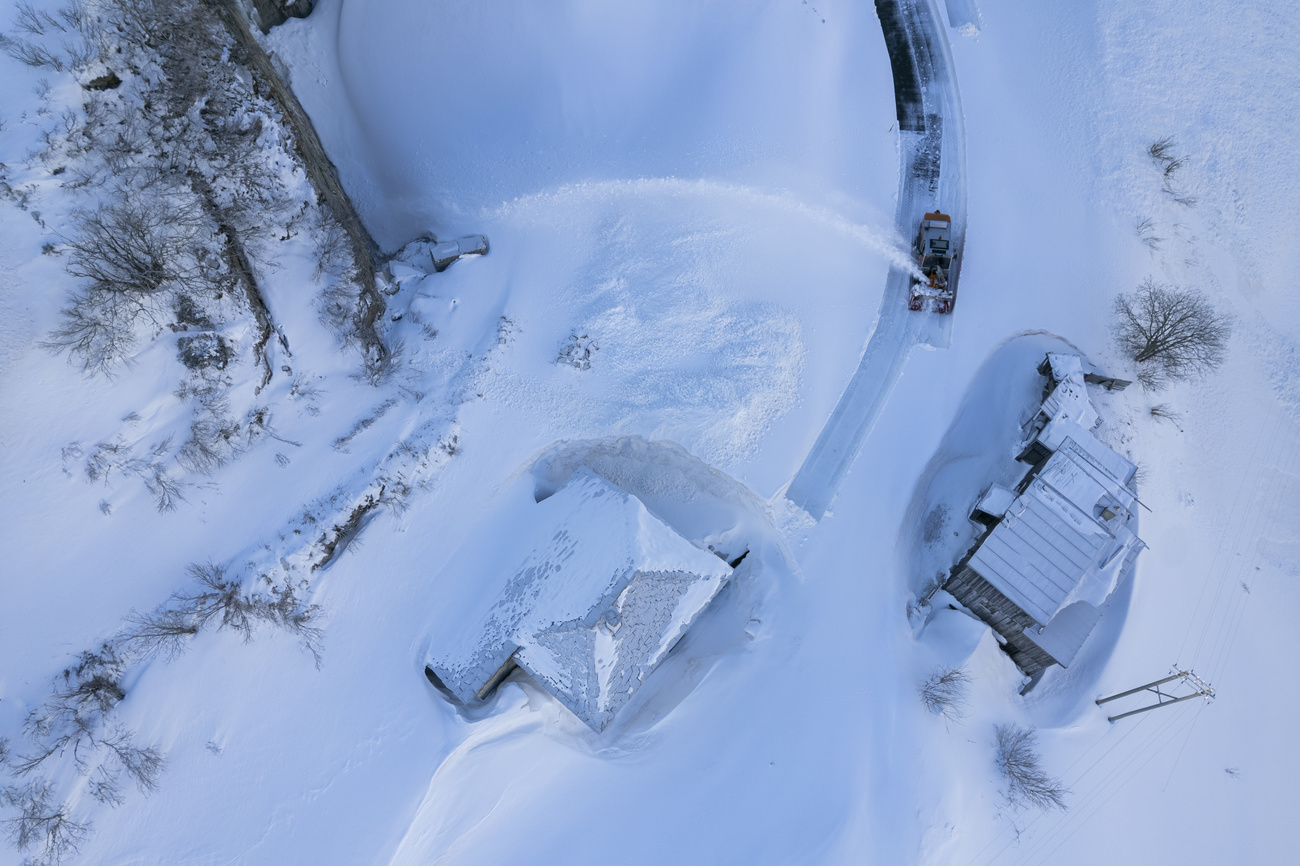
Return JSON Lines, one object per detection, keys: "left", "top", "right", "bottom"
{"left": 425, "top": 467, "right": 731, "bottom": 730}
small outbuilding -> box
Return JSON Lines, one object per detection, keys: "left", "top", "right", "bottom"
{"left": 944, "top": 353, "right": 1145, "bottom": 678}
{"left": 425, "top": 467, "right": 733, "bottom": 731}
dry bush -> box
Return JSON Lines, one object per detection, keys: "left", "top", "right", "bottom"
{"left": 1147, "top": 136, "right": 1197, "bottom": 206}
{"left": 1148, "top": 403, "right": 1184, "bottom": 432}
{"left": 994, "top": 724, "right": 1068, "bottom": 811}
{"left": 1135, "top": 217, "right": 1161, "bottom": 252}
{"left": 121, "top": 563, "right": 323, "bottom": 666}
{"left": 1146, "top": 136, "right": 1177, "bottom": 164}
{"left": 920, "top": 666, "right": 971, "bottom": 719}
{"left": 46, "top": 199, "right": 207, "bottom": 374}
{"left": 1112, "top": 278, "right": 1232, "bottom": 389}
{"left": 64, "top": 200, "right": 202, "bottom": 297}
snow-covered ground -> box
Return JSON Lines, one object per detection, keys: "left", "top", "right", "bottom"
{"left": 2, "top": 0, "right": 1298, "bottom": 863}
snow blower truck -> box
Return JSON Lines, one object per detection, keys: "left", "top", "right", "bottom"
{"left": 908, "top": 211, "right": 955, "bottom": 313}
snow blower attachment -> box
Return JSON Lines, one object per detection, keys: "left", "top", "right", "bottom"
{"left": 909, "top": 211, "right": 955, "bottom": 313}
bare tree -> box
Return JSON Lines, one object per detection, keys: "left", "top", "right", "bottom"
{"left": 16, "top": 647, "right": 125, "bottom": 777}
{"left": 117, "top": 606, "right": 198, "bottom": 662}
{"left": 920, "top": 666, "right": 971, "bottom": 720}
{"left": 994, "top": 724, "right": 1068, "bottom": 811}
{"left": 1112, "top": 278, "right": 1232, "bottom": 388}
{"left": 63, "top": 200, "right": 202, "bottom": 298}
{"left": 120, "top": 562, "right": 323, "bottom": 666}
{"left": 45, "top": 199, "right": 209, "bottom": 374}
{"left": 1, "top": 781, "right": 90, "bottom": 865}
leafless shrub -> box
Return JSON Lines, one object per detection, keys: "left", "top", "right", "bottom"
{"left": 87, "top": 767, "right": 125, "bottom": 807}
{"left": 1146, "top": 137, "right": 1198, "bottom": 207}
{"left": 118, "top": 606, "right": 197, "bottom": 662}
{"left": 1112, "top": 278, "right": 1232, "bottom": 389}
{"left": 17, "top": 646, "right": 124, "bottom": 773}
{"left": 12, "top": 645, "right": 164, "bottom": 803}
{"left": 64, "top": 200, "right": 203, "bottom": 297}
{"left": 44, "top": 288, "right": 144, "bottom": 375}
{"left": 145, "top": 464, "right": 185, "bottom": 511}
{"left": 0, "top": 34, "right": 66, "bottom": 70}
{"left": 920, "top": 666, "right": 971, "bottom": 719}
{"left": 289, "top": 373, "right": 322, "bottom": 401}
{"left": 1135, "top": 217, "right": 1161, "bottom": 252}
{"left": 122, "top": 563, "right": 324, "bottom": 666}
{"left": 1146, "top": 136, "right": 1177, "bottom": 164}
{"left": 176, "top": 389, "right": 241, "bottom": 474}
{"left": 1148, "top": 403, "right": 1183, "bottom": 431}
{"left": 83, "top": 440, "right": 145, "bottom": 483}
{"left": 15, "top": 3, "right": 66, "bottom": 37}
{"left": 994, "top": 724, "right": 1068, "bottom": 811}
{"left": 97, "top": 730, "right": 163, "bottom": 794}
{"left": 45, "top": 198, "right": 210, "bottom": 374}
{"left": 312, "top": 212, "right": 354, "bottom": 283}
{"left": 1, "top": 780, "right": 90, "bottom": 865}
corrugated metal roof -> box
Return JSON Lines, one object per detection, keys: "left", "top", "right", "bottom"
{"left": 968, "top": 473, "right": 1110, "bottom": 624}
{"left": 961, "top": 353, "right": 1147, "bottom": 668}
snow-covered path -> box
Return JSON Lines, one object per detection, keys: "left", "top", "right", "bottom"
{"left": 786, "top": 0, "right": 966, "bottom": 519}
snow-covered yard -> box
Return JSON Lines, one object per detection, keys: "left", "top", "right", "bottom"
{"left": 1, "top": 0, "right": 1298, "bottom": 863}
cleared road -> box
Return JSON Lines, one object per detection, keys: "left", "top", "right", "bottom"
{"left": 785, "top": 0, "right": 966, "bottom": 520}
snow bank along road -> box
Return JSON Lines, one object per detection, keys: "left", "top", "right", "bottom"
{"left": 785, "top": 0, "right": 967, "bottom": 520}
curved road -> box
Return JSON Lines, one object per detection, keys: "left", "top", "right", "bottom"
{"left": 785, "top": 0, "right": 967, "bottom": 520}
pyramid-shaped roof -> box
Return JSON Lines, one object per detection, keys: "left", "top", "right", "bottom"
{"left": 426, "top": 468, "right": 731, "bottom": 728}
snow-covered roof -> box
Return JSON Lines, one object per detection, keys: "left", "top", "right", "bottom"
{"left": 968, "top": 469, "right": 1111, "bottom": 624}
{"left": 1037, "top": 353, "right": 1100, "bottom": 432}
{"left": 974, "top": 484, "right": 1017, "bottom": 519}
{"left": 426, "top": 468, "right": 732, "bottom": 730}
{"left": 965, "top": 354, "right": 1146, "bottom": 665}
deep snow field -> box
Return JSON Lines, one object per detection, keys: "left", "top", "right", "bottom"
{"left": 2, "top": 0, "right": 1299, "bottom": 863}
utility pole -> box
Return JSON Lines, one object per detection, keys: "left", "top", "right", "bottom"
{"left": 1095, "top": 669, "right": 1215, "bottom": 722}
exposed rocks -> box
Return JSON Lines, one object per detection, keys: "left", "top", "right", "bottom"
{"left": 85, "top": 71, "right": 122, "bottom": 90}
{"left": 244, "top": 0, "right": 316, "bottom": 34}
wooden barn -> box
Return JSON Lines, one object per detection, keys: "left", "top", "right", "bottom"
{"left": 944, "top": 354, "right": 1145, "bottom": 680}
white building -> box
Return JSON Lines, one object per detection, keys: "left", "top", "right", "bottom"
{"left": 946, "top": 353, "right": 1144, "bottom": 678}
{"left": 425, "top": 467, "right": 733, "bottom": 731}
